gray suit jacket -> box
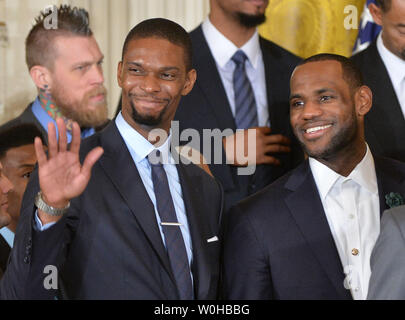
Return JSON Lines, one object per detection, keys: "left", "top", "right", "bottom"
{"left": 368, "top": 205, "right": 405, "bottom": 299}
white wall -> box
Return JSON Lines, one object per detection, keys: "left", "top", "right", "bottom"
{"left": 0, "top": 0, "right": 210, "bottom": 123}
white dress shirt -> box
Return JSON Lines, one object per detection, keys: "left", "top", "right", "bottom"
{"left": 309, "top": 144, "right": 380, "bottom": 300}
{"left": 201, "top": 17, "right": 270, "bottom": 127}
{"left": 377, "top": 33, "right": 405, "bottom": 118}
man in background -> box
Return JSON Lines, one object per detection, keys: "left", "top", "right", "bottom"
{"left": 1, "top": 5, "right": 109, "bottom": 143}
{"left": 174, "top": 0, "right": 303, "bottom": 210}
{"left": 352, "top": 0, "right": 405, "bottom": 161}
{"left": 0, "top": 124, "right": 43, "bottom": 250}
{"left": 0, "top": 161, "right": 14, "bottom": 278}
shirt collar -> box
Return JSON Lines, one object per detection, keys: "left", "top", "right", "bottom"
{"left": 115, "top": 112, "right": 172, "bottom": 164}
{"left": 201, "top": 16, "right": 261, "bottom": 69}
{"left": 309, "top": 144, "right": 378, "bottom": 200}
{"left": 377, "top": 33, "right": 405, "bottom": 88}
{"left": 0, "top": 226, "right": 14, "bottom": 248}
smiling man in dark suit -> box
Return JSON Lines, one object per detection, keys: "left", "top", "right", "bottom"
{"left": 174, "top": 0, "right": 303, "bottom": 210}
{"left": 351, "top": 0, "right": 405, "bottom": 162}
{"left": 223, "top": 54, "right": 405, "bottom": 300}
{"left": 0, "top": 18, "right": 223, "bottom": 300}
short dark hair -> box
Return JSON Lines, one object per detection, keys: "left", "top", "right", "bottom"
{"left": 0, "top": 124, "right": 44, "bottom": 159}
{"left": 121, "top": 18, "right": 192, "bottom": 71}
{"left": 25, "top": 5, "right": 92, "bottom": 71}
{"left": 297, "top": 53, "right": 364, "bottom": 90}
{"left": 375, "top": 0, "right": 392, "bottom": 12}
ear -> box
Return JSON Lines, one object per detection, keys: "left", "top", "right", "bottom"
{"left": 29, "top": 65, "right": 52, "bottom": 91}
{"left": 369, "top": 3, "right": 383, "bottom": 26}
{"left": 181, "top": 68, "right": 197, "bottom": 96}
{"left": 117, "top": 61, "right": 123, "bottom": 89}
{"left": 355, "top": 85, "right": 373, "bottom": 117}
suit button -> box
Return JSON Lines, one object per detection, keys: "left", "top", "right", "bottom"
{"left": 24, "top": 256, "right": 30, "bottom": 264}
{"left": 351, "top": 248, "right": 359, "bottom": 256}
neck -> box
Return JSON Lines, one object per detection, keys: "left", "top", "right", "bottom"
{"left": 38, "top": 91, "right": 74, "bottom": 130}
{"left": 208, "top": 12, "right": 256, "bottom": 47}
{"left": 7, "top": 220, "right": 17, "bottom": 233}
{"left": 316, "top": 142, "right": 367, "bottom": 177}
{"left": 122, "top": 112, "right": 170, "bottom": 146}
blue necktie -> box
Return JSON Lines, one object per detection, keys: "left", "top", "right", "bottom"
{"left": 232, "top": 50, "right": 258, "bottom": 129}
{"left": 148, "top": 150, "right": 193, "bottom": 300}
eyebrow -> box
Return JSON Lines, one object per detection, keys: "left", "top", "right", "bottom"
{"left": 126, "top": 62, "right": 180, "bottom": 71}
{"left": 290, "top": 88, "right": 336, "bottom": 100}
{"left": 72, "top": 55, "right": 104, "bottom": 68}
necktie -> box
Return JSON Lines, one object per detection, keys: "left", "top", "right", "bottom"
{"left": 148, "top": 150, "right": 193, "bottom": 300}
{"left": 232, "top": 50, "right": 258, "bottom": 129}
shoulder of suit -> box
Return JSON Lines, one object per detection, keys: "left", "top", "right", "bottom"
{"left": 0, "top": 101, "right": 34, "bottom": 130}
{"left": 259, "top": 36, "right": 301, "bottom": 63}
{"left": 351, "top": 41, "right": 378, "bottom": 66}
{"left": 382, "top": 205, "right": 405, "bottom": 237}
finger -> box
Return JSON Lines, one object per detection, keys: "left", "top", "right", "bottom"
{"left": 257, "top": 126, "right": 271, "bottom": 135}
{"left": 47, "top": 121, "right": 58, "bottom": 158}
{"left": 70, "top": 122, "right": 81, "bottom": 154}
{"left": 262, "top": 134, "right": 291, "bottom": 145}
{"left": 261, "top": 155, "right": 281, "bottom": 166}
{"left": 56, "top": 118, "right": 67, "bottom": 153}
{"left": 263, "top": 144, "right": 291, "bottom": 154}
{"left": 81, "top": 147, "right": 104, "bottom": 177}
{"left": 34, "top": 136, "right": 47, "bottom": 167}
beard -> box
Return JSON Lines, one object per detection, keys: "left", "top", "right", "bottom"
{"left": 299, "top": 111, "right": 358, "bottom": 161}
{"left": 129, "top": 97, "right": 169, "bottom": 127}
{"left": 237, "top": 12, "right": 266, "bottom": 28}
{"left": 52, "top": 85, "right": 109, "bottom": 128}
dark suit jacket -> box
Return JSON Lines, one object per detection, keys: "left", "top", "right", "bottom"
{"left": 174, "top": 26, "right": 303, "bottom": 210}
{"left": 0, "top": 122, "right": 223, "bottom": 299}
{"left": 352, "top": 41, "right": 405, "bottom": 162}
{"left": 222, "top": 156, "right": 405, "bottom": 300}
{"left": 0, "top": 234, "right": 11, "bottom": 277}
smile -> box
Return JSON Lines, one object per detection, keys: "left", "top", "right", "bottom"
{"left": 305, "top": 124, "right": 332, "bottom": 134}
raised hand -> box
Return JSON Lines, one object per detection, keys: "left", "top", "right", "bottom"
{"left": 34, "top": 118, "right": 104, "bottom": 223}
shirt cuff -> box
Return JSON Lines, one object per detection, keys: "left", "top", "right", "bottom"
{"left": 34, "top": 209, "right": 56, "bottom": 231}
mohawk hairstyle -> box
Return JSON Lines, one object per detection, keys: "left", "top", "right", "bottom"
{"left": 25, "top": 4, "right": 92, "bottom": 71}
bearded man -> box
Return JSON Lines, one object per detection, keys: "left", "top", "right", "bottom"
{"left": 1, "top": 5, "right": 109, "bottom": 143}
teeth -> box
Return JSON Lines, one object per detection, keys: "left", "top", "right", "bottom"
{"left": 306, "top": 124, "right": 332, "bottom": 134}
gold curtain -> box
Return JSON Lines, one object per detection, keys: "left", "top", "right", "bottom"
{"left": 259, "top": 0, "right": 366, "bottom": 58}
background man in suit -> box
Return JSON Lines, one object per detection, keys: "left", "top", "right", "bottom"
{"left": 174, "top": 0, "right": 303, "bottom": 210}
{"left": 0, "top": 18, "right": 223, "bottom": 300}
{"left": 367, "top": 204, "right": 405, "bottom": 299}
{"left": 351, "top": 0, "right": 405, "bottom": 162}
{"left": 223, "top": 54, "right": 405, "bottom": 300}
{"left": 0, "top": 161, "right": 14, "bottom": 278}
{"left": 0, "top": 124, "right": 43, "bottom": 250}
{"left": 0, "top": 5, "right": 109, "bottom": 143}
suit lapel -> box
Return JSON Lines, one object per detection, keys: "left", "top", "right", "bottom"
{"left": 190, "top": 27, "right": 236, "bottom": 131}
{"left": 362, "top": 43, "right": 405, "bottom": 154}
{"left": 97, "top": 123, "right": 177, "bottom": 292}
{"left": 374, "top": 156, "right": 405, "bottom": 216}
{"left": 176, "top": 161, "right": 213, "bottom": 299}
{"left": 284, "top": 162, "right": 352, "bottom": 299}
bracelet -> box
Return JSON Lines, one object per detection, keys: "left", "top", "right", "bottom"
{"left": 34, "top": 191, "right": 70, "bottom": 216}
